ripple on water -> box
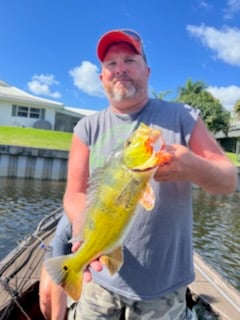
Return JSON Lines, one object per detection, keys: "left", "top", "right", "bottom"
{"left": 193, "top": 189, "right": 240, "bottom": 291}
{"left": 0, "top": 178, "right": 66, "bottom": 260}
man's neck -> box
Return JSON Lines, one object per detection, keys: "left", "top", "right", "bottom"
{"left": 110, "top": 96, "right": 149, "bottom": 114}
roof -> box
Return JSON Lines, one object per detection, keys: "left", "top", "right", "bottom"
{"left": 0, "top": 80, "right": 98, "bottom": 117}
{"left": 0, "top": 80, "right": 63, "bottom": 108}
{"left": 64, "top": 106, "right": 97, "bottom": 116}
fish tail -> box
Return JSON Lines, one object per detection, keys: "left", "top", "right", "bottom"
{"left": 44, "top": 254, "right": 84, "bottom": 301}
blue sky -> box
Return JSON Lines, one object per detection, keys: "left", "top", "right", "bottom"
{"left": 1, "top": 0, "right": 240, "bottom": 111}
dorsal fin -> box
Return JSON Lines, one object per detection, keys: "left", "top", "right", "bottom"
{"left": 86, "top": 151, "right": 122, "bottom": 207}
{"left": 86, "top": 167, "right": 106, "bottom": 208}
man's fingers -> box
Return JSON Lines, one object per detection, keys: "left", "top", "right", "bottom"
{"left": 83, "top": 259, "right": 103, "bottom": 282}
{"left": 71, "top": 241, "right": 81, "bottom": 252}
{"left": 90, "top": 260, "right": 103, "bottom": 272}
{"left": 83, "top": 269, "right": 92, "bottom": 282}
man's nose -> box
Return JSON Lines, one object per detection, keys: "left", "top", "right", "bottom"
{"left": 115, "top": 61, "right": 127, "bottom": 73}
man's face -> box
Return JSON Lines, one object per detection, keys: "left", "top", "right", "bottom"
{"left": 100, "top": 43, "right": 150, "bottom": 104}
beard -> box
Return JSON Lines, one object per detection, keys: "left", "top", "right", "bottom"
{"left": 111, "top": 85, "right": 137, "bottom": 102}
{"left": 107, "top": 78, "right": 138, "bottom": 102}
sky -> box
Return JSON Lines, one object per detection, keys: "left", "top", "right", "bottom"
{"left": 1, "top": 0, "right": 240, "bottom": 112}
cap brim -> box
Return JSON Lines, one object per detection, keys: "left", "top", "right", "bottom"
{"left": 97, "top": 31, "right": 141, "bottom": 62}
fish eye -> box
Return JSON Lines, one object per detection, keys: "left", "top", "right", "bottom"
{"left": 125, "top": 139, "right": 131, "bottom": 147}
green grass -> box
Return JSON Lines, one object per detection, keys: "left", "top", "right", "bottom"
{"left": 0, "top": 126, "right": 72, "bottom": 150}
{"left": 226, "top": 152, "right": 240, "bottom": 166}
{"left": 0, "top": 127, "right": 239, "bottom": 165}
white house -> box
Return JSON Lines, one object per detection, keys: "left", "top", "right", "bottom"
{"left": 0, "top": 80, "right": 97, "bottom": 132}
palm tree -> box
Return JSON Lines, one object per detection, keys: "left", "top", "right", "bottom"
{"left": 151, "top": 90, "right": 172, "bottom": 100}
{"left": 178, "top": 79, "right": 206, "bottom": 96}
{"left": 234, "top": 99, "right": 240, "bottom": 119}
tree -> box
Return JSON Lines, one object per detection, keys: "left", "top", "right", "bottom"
{"left": 151, "top": 90, "right": 172, "bottom": 100}
{"left": 234, "top": 99, "right": 240, "bottom": 119}
{"left": 178, "top": 79, "right": 206, "bottom": 96}
{"left": 176, "top": 79, "right": 230, "bottom": 134}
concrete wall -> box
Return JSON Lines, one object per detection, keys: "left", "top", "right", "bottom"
{"left": 0, "top": 145, "right": 239, "bottom": 189}
{"left": 0, "top": 145, "right": 68, "bottom": 181}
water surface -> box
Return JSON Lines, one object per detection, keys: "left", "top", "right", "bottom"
{"left": 193, "top": 189, "right": 240, "bottom": 291}
{"left": 0, "top": 178, "right": 65, "bottom": 258}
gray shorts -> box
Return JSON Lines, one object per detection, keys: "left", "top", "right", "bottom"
{"left": 67, "top": 281, "right": 192, "bottom": 320}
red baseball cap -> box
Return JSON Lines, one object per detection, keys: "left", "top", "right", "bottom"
{"left": 97, "top": 29, "right": 147, "bottom": 62}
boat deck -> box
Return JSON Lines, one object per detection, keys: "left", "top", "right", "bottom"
{"left": 190, "top": 253, "right": 240, "bottom": 319}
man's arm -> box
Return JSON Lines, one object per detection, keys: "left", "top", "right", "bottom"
{"left": 63, "top": 134, "right": 89, "bottom": 238}
{"left": 154, "top": 117, "right": 237, "bottom": 194}
{"left": 63, "top": 133, "right": 102, "bottom": 280}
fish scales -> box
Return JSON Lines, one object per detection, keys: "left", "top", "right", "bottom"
{"left": 78, "top": 162, "right": 148, "bottom": 260}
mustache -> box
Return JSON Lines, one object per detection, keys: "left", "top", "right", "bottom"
{"left": 113, "top": 75, "right": 132, "bottom": 83}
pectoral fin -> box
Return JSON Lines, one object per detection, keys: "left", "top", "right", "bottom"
{"left": 139, "top": 183, "right": 155, "bottom": 211}
{"left": 100, "top": 246, "right": 124, "bottom": 275}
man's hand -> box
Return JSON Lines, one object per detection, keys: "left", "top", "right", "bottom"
{"left": 154, "top": 144, "right": 193, "bottom": 182}
{"left": 71, "top": 241, "right": 103, "bottom": 282}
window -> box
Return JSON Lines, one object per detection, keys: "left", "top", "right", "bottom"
{"left": 12, "top": 105, "right": 45, "bottom": 120}
{"left": 18, "top": 106, "right": 28, "bottom": 117}
{"left": 30, "top": 107, "right": 40, "bottom": 118}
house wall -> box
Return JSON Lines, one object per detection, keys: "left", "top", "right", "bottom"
{"left": 0, "top": 81, "right": 94, "bottom": 132}
{"left": 0, "top": 101, "right": 15, "bottom": 126}
{"left": 0, "top": 101, "right": 57, "bottom": 128}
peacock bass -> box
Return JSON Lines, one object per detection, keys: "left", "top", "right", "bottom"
{"left": 44, "top": 122, "right": 172, "bottom": 300}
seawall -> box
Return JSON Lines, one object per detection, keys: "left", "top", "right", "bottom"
{"left": 0, "top": 145, "right": 240, "bottom": 189}
{"left": 0, "top": 145, "right": 68, "bottom": 181}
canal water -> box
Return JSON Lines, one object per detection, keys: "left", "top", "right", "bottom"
{"left": 0, "top": 178, "right": 239, "bottom": 292}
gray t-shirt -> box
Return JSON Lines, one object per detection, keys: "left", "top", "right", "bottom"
{"left": 74, "top": 98, "right": 198, "bottom": 300}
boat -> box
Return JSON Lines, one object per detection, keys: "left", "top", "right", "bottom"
{"left": 0, "top": 209, "right": 240, "bottom": 319}
{"left": 0, "top": 208, "right": 63, "bottom": 320}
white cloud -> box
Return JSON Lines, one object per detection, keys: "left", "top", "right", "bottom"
{"left": 186, "top": 24, "right": 240, "bottom": 66}
{"left": 224, "top": 0, "right": 240, "bottom": 19}
{"left": 69, "top": 61, "right": 104, "bottom": 97}
{"left": 207, "top": 85, "right": 240, "bottom": 110}
{"left": 198, "top": 1, "right": 211, "bottom": 9}
{"left": 28, "top": 74, "right": 61, "bottom": 99}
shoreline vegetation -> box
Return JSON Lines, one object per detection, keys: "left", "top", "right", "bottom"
{"left": 0, "top": 126, "right": 239, "bottom": 166}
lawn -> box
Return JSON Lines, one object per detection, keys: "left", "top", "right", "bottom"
{"left": 0, "top": 126, "right": 239, "bottom": 166}
{"left": 226, "top": 152, "right": 240, "bottom": 166}
{"left": 0, "top": 126, "right": 72, "bottom": 150}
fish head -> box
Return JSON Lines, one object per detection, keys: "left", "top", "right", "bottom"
{"left": 123, "top": 122, "right": 172, "bottom": 171}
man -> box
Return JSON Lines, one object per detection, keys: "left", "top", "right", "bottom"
{"left": 40, "top": 213, "right": 72, "bottom": 319}
{"left": 40, "top": 29, "right": 237, "bottom": 320}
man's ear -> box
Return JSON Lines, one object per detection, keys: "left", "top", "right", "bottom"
{"left": 147, "top": 66, "right": 151, "bottom": 77}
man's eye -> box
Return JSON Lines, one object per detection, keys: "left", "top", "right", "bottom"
{"left": 108, "top": 61, "right": 116, "bottom": 66}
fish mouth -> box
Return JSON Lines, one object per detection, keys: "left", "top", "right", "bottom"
{"left": 130, "top": 132, "right": 164, "bottom": 172}
{"left": 130, "top": 151, "right": 159, "bottom": 172}
{"left": 131, "top": 166, "right": 156, "bottom": 173}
